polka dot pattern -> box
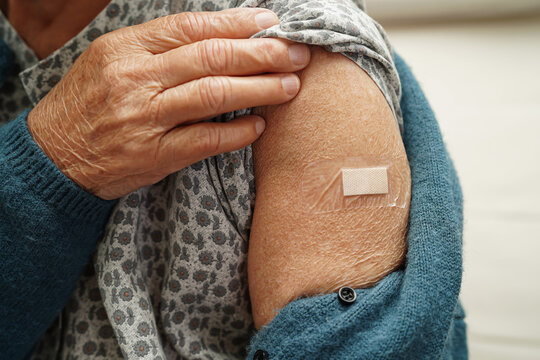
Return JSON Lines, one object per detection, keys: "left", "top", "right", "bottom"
{"left": 4, "top": 0, "right": 403, "bottom": 359}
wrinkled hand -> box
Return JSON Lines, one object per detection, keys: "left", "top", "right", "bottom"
{"left": 28, "top": 8, "right": 310, "bottom": 200}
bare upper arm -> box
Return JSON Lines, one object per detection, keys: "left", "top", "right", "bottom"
{"left": 248, "top": 46, "right": 411, "bottom": 328}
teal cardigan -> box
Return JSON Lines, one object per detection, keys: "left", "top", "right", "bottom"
{"left": 0, "top": 38, "right": 467, "bottom": 359}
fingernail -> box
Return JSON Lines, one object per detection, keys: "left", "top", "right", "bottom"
{"left": 289, "top": 44, "right": 309, "bottom": 66}
{"left": 255, "top": 11, "right": 279, "bottom": 29}
{"left": 281, "top": 74, "right": 300, "bottom": 96}
{"left": 255, "top": 118, "right": 266, "bottom": 135}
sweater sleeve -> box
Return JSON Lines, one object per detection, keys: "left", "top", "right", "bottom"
{"left": 0, "top": 110, "right": 117, "bottom": 359}
{"left": 246, "top": 54, "right": 467, "bottom": 359}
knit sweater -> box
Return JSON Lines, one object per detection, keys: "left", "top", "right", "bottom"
{"left": 0, "top": 37, "right": 467, "bottom": 359}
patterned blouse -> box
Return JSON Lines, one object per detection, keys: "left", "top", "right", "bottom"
{"left": 0, "top": 0, "right": 402, "bottom": 358}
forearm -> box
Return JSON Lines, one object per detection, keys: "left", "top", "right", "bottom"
{"left": 248, "top": 47, "right": 411, "bottom": 328}
{"left": 0, "top": 111, "right": 116, "bottom": 358}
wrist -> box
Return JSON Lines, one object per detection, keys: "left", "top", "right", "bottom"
{"left": 1, "top": 110, "right": 117, "bottom": 222}
{"left": 27, "top": 105, "right": 95, "bottom": 196}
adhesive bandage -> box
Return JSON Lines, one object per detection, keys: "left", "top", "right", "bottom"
{"left": 301, "top": 157, "right": 409, "bottom": 213}
{"left": 342, "top": 167, "right": 389, "bottom": 196}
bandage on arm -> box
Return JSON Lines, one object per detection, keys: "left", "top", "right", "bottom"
{"left": 248, "top": 47, "right": 411, "bottom": 329}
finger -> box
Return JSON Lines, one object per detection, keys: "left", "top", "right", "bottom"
{"left": 130, "top": 8, "right": 279, "bottom": 54}
{"left": 158, "top": 115, "right": 265, "bottom": 173}
{"left": 155, "top": 38, "right": 310, "bottom": 88}
{"left": 157, "top": 74, "right": 301, "bottom": 126}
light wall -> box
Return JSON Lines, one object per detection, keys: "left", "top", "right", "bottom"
{"left": 367, "top": 0, "right": 540, "bottom": 25}
{"left": 372, "top": 5, "right": 540, "bottom": 359}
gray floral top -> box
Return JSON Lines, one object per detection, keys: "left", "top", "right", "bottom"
{"left": 0, "top": 0, "right": 402, "bottom": 359}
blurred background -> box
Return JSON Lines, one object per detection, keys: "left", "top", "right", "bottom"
{"left": 367, "top": 0, "right": 540, "bottom": 358}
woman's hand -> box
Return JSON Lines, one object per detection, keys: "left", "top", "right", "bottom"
{"left": 27, "top": 8, "right": 310, "bottom": 200}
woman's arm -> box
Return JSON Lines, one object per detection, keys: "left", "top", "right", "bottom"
{"left": 246, "top": 52, "right": 466, "bottom": 360}
{"left": 0, "top": 9, "right": 309, "bottom": 357}
{"left": 248, "top": 47, "right": 411, "bottom": 328}
{"left": 0, "top": 111, "right": 116, "bottom": 358}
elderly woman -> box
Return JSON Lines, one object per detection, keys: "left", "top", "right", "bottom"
{"left": 0, "top": 0, "right": 467, "bottom": 359}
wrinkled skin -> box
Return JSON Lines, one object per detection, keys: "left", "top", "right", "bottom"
{"left": 249, "top": 48, "right": 411, "bottom": 328}
{"left": 27, "top": 8, "right": 311, "bottom": 199}
{"left": 10, "top": 1, "right": 409, "bottom": 331}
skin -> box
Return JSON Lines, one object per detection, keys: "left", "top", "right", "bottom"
{"left": 249, "top": 47, "right": 411, "bottom": 328}
{"left": 3, "top": 2, "right": 312, "bottom": 200}
{"left": 3, "top": 0, "right": 410, "bottom": 332}
{"left": 1, "top": 0, "right": 111, "bottom": 59}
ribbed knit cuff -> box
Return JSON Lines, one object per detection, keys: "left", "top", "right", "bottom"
{"left": 0, "top": 110, "right": 117, "bottom": 224}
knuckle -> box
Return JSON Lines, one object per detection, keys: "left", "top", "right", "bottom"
{"left": 257, "top": 39, "right": 285, "bottom": 67}
{"left": 100, "top": 61, "right": 123, "bottom": 87}
{"left": 154, "top": 136, "right": 174, "bottom": 171}
{"left": 198, "top": 39, "right": 234, "bottom": 74}
{"left": 87, "top": 35, "right": 108, "bottom": 60}
{"left": 88, "top": 34, "right": 107, "bottom": 53}
{"left": 212, "top": 10, "right": 236, "bottom": 33}
{"left": 174, "top": 12, "right": 209, "bottom": 43}
{"left": 86, "top": 33, "right": 118, "bottom": 65}
{"left": 198, "top": 76, "right": 232, "bottom": 112}
{"left": 102, "top": 57, "right": 156, "bottom": 92}
{"left": 193, "top": 126, "right": 221, "bottom": 155}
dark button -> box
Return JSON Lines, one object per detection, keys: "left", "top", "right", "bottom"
{"left": 253, "top": 349, "right": 269, "bottom": 360}
{"left": 338, "top": 286, "right": 357, "bottom": 304}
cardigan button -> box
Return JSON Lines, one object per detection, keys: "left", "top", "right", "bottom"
{"left": 338, "top": 286, "right": 357, "bottom": 304}
{"left": 253, "top": 349, "right": 269, "bottom": 360}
